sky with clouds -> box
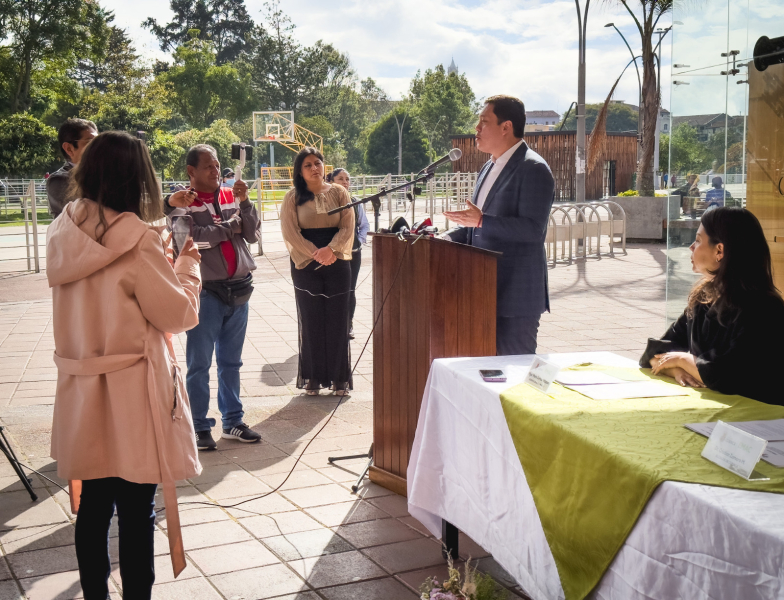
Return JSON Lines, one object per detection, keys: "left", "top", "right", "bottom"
{"left": 103, "top": 0, "right": 675, "bottom": 118}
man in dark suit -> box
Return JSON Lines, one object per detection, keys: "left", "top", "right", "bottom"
{"left": 46, "top": 119, "right": 97, "bottom": 217}
{"left": 444, "top": 95, "right": 555, "bottom": 355}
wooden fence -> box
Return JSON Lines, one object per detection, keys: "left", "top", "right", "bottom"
{"left": 450, "top": 132, "right": 638, "bottom": 200}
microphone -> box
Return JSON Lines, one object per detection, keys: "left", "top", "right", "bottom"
{"left": 417, "top": 148, "right": 462, "bottom": 175}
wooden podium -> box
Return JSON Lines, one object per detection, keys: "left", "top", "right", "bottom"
{"left": 368, "top": 233, "right": 498, "bottom": 496}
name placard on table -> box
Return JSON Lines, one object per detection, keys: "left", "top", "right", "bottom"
{"left": 700, "top": 421, "right": 768, "bottom": 480}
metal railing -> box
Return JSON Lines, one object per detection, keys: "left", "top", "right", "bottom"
{"left": 545, "top": 201, "right": 627, "bottom": 266}
{"left": 2, "top": 174, "right": 627, "bottom": 272}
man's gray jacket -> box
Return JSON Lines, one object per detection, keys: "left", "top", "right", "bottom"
{"left": 46, "top": 163, "right": 73, "bottom": 217}
{"left": 165, "top": 187, "right": 260, "bottom": 282}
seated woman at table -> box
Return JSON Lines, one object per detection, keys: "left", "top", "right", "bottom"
{"left": 640, "top": 206, "right": 784, "bottom": 404}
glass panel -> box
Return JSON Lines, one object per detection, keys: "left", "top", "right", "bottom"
{"left": 667, "top": 0, "right": 732, "bottom": 324}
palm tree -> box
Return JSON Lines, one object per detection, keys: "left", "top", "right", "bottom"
{"left": 617, "top": 0, "right": 672, "bottom": 196}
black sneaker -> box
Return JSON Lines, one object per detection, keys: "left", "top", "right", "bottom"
{"left": 196, "top": 430, "right": 217, "bottom": 451}
{"left": 222, "top": 423, "right": 261, "bottom": 443}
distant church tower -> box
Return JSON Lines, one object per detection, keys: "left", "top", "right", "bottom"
{"left": 448, "top": 57, "right": 458, "bottom": 75}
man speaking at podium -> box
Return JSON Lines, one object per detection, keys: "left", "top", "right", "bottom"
{"left": 444, "top": 95, "right": 555, "bottom": 355}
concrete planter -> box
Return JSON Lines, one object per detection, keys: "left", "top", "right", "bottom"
{"left": 609, "top": 195, "right": 679, "bottom": 241}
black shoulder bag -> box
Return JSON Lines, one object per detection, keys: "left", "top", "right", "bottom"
{"left": 202, "top": 188, "right": 254, "bottom": 307}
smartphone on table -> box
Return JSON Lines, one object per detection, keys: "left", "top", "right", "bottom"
{"left": 479, "top": 369, "right": 506, "bottom": 383}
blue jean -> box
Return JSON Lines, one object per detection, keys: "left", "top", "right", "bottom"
{"left": 186, "top": 290, "right": 248, "bottom": 432}
{"left": 75, "top": 477, "right": 157, "bottom": 600}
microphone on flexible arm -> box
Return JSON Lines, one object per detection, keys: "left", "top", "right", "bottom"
{"left": 417, "top": 148, "right": 462, "bottom": 175}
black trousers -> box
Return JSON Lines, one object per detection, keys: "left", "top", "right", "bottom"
{"left": 75, "top": 477, "right": 157, "bottom": 600}
{"left": 348, "top": 249, "right": 362, "bottom": 323}
{"left": 291, "top": 259, "right": 352, "bottom": 389}
{"left": 496, "top": 316, "right": 540, "bottom": 356}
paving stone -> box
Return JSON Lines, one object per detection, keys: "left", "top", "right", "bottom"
{"left": 319, "top": 577, "right": 418, "bottom": 599}
{"left": 180, "top": 520, "right": 253, "bottom": 550}
{"left": 211, "top": 563, "right": 309, "bottom": 599}
{"left": 149, "top": 576, "right": 222, "bottom": 600}
{"left": 6, "top": 544, "right": 78, "bottom": 578}
{"left": 0, "top": 491, "right": 69, "bottom": 532}
{"left": 332, "top": 518, "right": 423, "bottom": 549}
{"left": 0, "top": 556, "right": 11, "bottom": 580}
{"left": 362, "top": 538, "right": 446, "bottom": 574}
{"left": 279, "top": 484, "right": 356, "bottom": 508}
{"left": 18, "top": 570, "right": 86, "bottom": 599}
{"left": 241, "top": 511, "right": 323, "bottom": 538}
{"left": 0, "top": 523, "right": 73, "bottom": 554}
{"left": 287, "top": 550, "right": 386, "bottom": 588}
{"left": 366, "top": 493, "right": 410, "bottom": 518}
{"left": 189, "top": 539, "right": 280, "bottom": 575}
{"left": 0, "top": 580, "right": 23, "bottom": 599}
{"left": 303, "top": 500, "right": 388, "bottom": 527}
{"left": 264, "top": 528, "right": 354, "bottom": 561}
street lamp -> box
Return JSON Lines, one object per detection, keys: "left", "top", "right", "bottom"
{"left": 575, "top": 0, "right": 590, "bottom": 203}
{"left": 605, "top": 23, "right": 643, "bottom": 161}
{"left": 653, "top": 26, "right": 672, "bottom": 185}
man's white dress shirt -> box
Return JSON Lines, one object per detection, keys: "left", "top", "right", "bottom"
{"left": 475, "top": 139, "right": 524, "bottom": 210}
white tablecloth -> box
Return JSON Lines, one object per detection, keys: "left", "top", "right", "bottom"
{"left": 407, "top": 352, "right": 784, "bottom": 600}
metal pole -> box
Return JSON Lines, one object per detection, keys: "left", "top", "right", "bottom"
{"left": 23, "top": 184, "right": 31, "bottom": 271}
{"left": 29, "top": 181, "right": 39, "bottom": 273}
{"left": 575, "top": 0, "right": 589, "bottom": 203}
{"left": 270, "top": 143, "right": 275, "bottom": 167}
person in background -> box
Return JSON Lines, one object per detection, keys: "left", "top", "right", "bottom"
{"left": 705, "top": 176, "right": 733, "bottom": 209}
{"left": 677, "top": 174, "right": 700, "bottom": 218}
{"left": 281, "top": 148, "right": 355, "bottom": 396}
{"left": 443, "top": 95, "right": 555, "bottom": 355}
{"left": 641, "top": 207, "right": 784, "bottom": 404}
{"left": 165, "top": 144, "right": 262, "bottom": 450}
{"left": 327, "top": 168, "right": 369, "bottom": 339}
{"left": 221, "top": 168, "right": 235, "bottom": 188}
{"left": 46, "top": 118, "right": 98, "bottom": 217}
{"left": 47, "top": 131, "right": 202, "bottom": 599}
{"left": 663, "top": 173, "right": 668, "bottom": 188}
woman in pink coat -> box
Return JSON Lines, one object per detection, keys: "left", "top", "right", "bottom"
{"left": 47, "top": 131, "right": 202, "bottom": 599}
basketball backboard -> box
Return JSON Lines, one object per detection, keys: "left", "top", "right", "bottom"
{"left": 253, "top": 111, "right": 295, "bottom": 142}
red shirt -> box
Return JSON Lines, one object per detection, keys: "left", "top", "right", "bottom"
{"left": 193, "top": 188, "right": 238, "bottom": 278}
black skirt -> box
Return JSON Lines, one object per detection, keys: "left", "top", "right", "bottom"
{"left": 291, "top": 228, "right": 352, "bottom": 390}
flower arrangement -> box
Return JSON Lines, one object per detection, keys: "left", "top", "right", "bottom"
{"left": 419, "top": 556, "right": 508, "bottom": 600}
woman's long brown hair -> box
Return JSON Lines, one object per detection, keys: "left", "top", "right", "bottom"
{"left": 69, "top": 131, "right": 163, "bottom": 243}
{"left": 687, "top": 207, "right": 780, "bottom": 323}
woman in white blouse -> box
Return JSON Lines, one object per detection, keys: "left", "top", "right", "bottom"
{"left": 281, "top": 148, "right": 355, "bottom": 396}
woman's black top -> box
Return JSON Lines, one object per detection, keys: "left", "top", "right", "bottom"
{"left": 640, "top": 294, "right": 784, "bottom": 405}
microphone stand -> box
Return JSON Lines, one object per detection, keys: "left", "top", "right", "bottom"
{"left": 326, "top": 170, "right": 436, "bottom": 492}
{"left": 327, "top": 170, "right": 437, "bottom": 232}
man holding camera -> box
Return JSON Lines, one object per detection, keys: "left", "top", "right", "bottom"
{"left": 166, "top": 144, "right": 261, "bottom": 449}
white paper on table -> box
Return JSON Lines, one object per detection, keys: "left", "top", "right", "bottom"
{"left": 554, "top": 371, "right": 626, "bottom": 386}
{"left": 761, "top": 442, "right": 784, "bottom": 468}
{"left": 565, "top": 380, "right": 689, "bottom": 400}
{"left": 686, "top": 419, "right": 784, "bottom": 442}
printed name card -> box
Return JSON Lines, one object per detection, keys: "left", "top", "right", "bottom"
{"left": 524, "top": 357, "right": 560, "bottom": 394}
{"left": 701, "top": 420, "right": 768, "bottom": 480}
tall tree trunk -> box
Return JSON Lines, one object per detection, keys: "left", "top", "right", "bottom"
{"left": 637, "top": 18, "right": 658, "bottom": 196}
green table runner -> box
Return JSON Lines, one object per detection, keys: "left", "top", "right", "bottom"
{"left": 499, "top": 365, "right": 784, "bottom": 600}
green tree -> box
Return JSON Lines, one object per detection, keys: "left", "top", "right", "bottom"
{"left": 171, "top": 119, "right": 240, "bottom": 179}
{"left": 143, "top": 0, "right": 253, "bottom": 64}
{"left": 73, "top": 10, "right": 139, "bottom": 93}
{"left": 245, "top": 1, "right": 353, "bottom": 115}
{"left": 559, "top": 102, "right": 638, "bottom": 132}
{"left": 0, "top": 112, "right": 56, "bottom": 176}
{"left": 1, "top": 0, "right": 101, "bottom": 114}
{"left": 666, "top": 124, "right": 712, "bottom": 175}
{"left": 408, "top": 64, "right": 478, "bottom": 156}
{"left": 159, "top": 32, "right": 253, "bottom": 129}
{"left": 331, "top": 78, "right": 394, "bottom": 172}
{"left": 364, "top": 107, "right": 429, "bottom": 174}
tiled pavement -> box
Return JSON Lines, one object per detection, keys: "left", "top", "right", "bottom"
{"left": 0, "top": 239, "right": 668, "bottom": 599}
